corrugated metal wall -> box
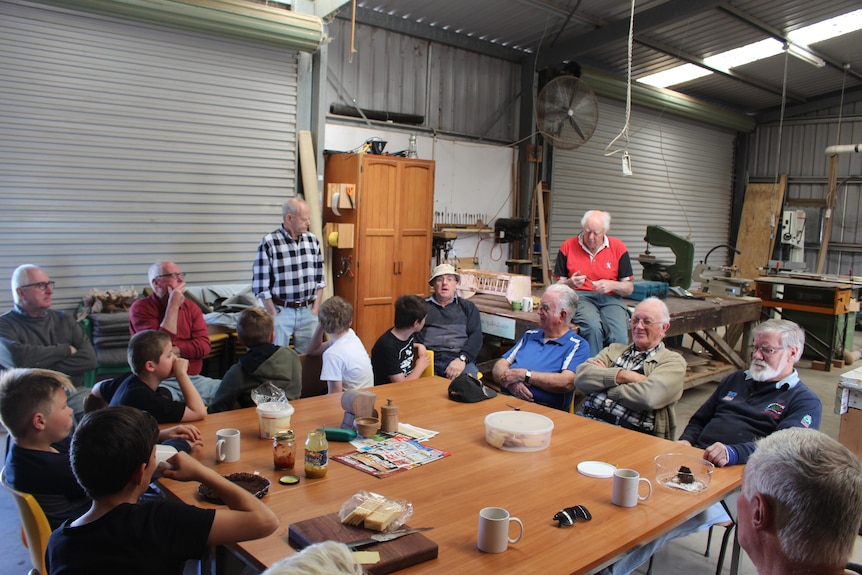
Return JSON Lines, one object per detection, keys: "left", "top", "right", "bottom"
{"left": 0, "top": 0, "right": 300, "bottom": 312}
{"left": 550, "top": 96, "right": 737, "bottom": 281}
{"left": 326, "top": 19, "right": 520, "bottom": 142}
{"left": 746, "top": 100, "right": 862, "bottom": 276}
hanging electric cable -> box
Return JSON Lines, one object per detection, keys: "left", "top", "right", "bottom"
{"left": 604, "top": 0, "right": 635, "bottom": 176}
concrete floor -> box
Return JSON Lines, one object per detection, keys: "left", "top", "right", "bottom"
{"left": 3, "top": 342, "right": 862, "bottom": 574}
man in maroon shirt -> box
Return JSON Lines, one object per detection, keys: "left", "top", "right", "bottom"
{"left": 129, "top": 261, "right": 219, "bottom": 405}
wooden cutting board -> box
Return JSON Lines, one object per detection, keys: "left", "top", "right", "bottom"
{"left": 288, "top": 513, "right": 438, "bottom": 574}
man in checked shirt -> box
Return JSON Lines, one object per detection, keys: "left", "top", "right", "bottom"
{"left": 253, "top": 198, "right": 325, "bottom": 354}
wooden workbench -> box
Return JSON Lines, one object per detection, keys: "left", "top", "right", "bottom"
{"left": 469, "top": 292, "right": 762, "bottom": 388}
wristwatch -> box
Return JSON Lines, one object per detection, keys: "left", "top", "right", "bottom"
{"left": 524, "top": 369, "right": 532, "bottom": 385}
{"left": 458, "top": 353, "right": 468, "bottom": 363}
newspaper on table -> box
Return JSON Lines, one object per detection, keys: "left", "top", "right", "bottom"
{"left": 333, "top": 435, "right": 450, "bottom": 479}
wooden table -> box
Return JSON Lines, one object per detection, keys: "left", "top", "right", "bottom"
{"left": 157, "top": 377, "right": 742, "bottom": 574}
{"left": 470, "top": 292, "right": 761, "bottom": 387}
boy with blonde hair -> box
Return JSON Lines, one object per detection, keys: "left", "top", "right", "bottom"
{"left": 209, "top": 307, "right": 302, "bottom": 412}
{"left": 309, "top": 296, "right": 373, "bottom": 393}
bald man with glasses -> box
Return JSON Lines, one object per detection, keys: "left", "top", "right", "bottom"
{"left": 575, "top": 297, "right": 686, "bottom": 440}
{"left": 0, "top": 264, "right": 96, "bottom": 388}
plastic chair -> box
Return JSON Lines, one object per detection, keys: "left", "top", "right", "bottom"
{"left": 0, "top": 467, "right": 51, "bottom": 575}
{"left": 421, "top": 350, "right": 435, "bottom": 377}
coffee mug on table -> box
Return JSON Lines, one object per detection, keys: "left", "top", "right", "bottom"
{"left": 477, "top": 507, "right": 524, "bottom": 553}
{"left": 216, "top": 428, "right": 241, "bottom": 463}
{"left": 521, "top": 296, "right": 534, "bottom": 312}
{"left": 612, "top": 468, "right": 652, "bottom": 507}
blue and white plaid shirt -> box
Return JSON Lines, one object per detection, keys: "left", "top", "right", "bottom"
{"left": 253, "top": 226, "right": 325, "bottom": 303}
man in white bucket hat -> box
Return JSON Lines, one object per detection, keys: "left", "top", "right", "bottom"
{"left": 419, "top": 264, "right": 481, "bottom": 379}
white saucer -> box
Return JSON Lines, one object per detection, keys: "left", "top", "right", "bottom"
{"left": 577, "top": 460, "right": 616, "bottom": 478}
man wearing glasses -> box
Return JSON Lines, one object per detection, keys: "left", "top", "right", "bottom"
{"left": 491, "top": 284, "right": 589, "bottom": 411}
{"left": 0, "top": 264, "right": 96, "bottom": 388}
{"left": 554, "top": 210, "right": 634, "bottom": 358}
{"left": 598, "top": 318, "right": 823, "bottom": 575}
{"left": 253, "top": 197, "right": 325, "bottom": 353}
{"left": 575, "top": 297, "right": 686, "bottom": 440}
{"left": 128, "top": 261, "right": 219, "bottom": 404}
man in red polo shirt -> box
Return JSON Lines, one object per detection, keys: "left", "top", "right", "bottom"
{"left": 554, "top": 210, "right": 634, "bottom": 357}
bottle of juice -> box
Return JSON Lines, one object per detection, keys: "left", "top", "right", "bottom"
{"left": 304, "top": 429, "right": 328, "bottom": 478}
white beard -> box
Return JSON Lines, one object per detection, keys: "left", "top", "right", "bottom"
{"left": 749, "top": 359, "right": 783, "bottom": 382}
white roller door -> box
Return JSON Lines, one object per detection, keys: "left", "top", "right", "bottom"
{"left": 0, "top": 0, "right": 300, "bottom": 311}
{"left": 549, "top": 96, "right": 737, "bottom": 284}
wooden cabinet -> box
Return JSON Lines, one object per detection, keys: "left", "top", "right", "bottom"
{"left": 324, "top": 153, "right": 435, "bottom": 351}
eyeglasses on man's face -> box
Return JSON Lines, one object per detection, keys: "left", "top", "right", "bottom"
{"left": 155, "top": 272, "right": 185, "bottom": 281}
{"left": 630, "top": 317, "right": 659, "bottom": 327}
{"left": 20, "top": 281, "right": 55, "bottom": 291}
{"left": 750, "top": 345, "right": 786, "bottom": 357}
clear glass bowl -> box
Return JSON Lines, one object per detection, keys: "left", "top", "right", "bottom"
{"left": 654, "top": 453, "right": 714, "bottom": 493}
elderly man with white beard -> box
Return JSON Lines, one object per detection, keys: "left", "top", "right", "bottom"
{"left": 598, "top": 318, "right": 822, "bottom": 575}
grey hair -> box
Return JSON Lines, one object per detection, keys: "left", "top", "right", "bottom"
{"left": 147, "top": 261, "right": 169, "bottom": 285}
{"left": 545, "top": 283, "right": 579, "bottom": 319}
{"left": 752, "top": 319, "right": 805, "bottom": 362}
{"left": 262, "top": 541, "right": 364, "bottom": 575}
{"left": 743, "top": 428, "right": 862, "bottom": 567}
{"left": 282, "top": 197, "right": 307, "bottom": 218}
{"left": 10, "top": 264, "right": 39, "bottom": 302}
{"left": 636, "top": 297, "right": 670, "bottom": 323}
{"left": 581, "top": 210, "right": 611, "bottom": 232}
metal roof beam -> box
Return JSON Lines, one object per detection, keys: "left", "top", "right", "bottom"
{"left": 536, "top": 0, "right": 726, "bottom": 68}
{"left": 334, "top": 5, "right": 525, "bottom": 62}
{"left": 756, "top": 84, "right": 862, "bottom": 124}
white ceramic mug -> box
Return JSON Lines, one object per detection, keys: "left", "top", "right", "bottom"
{"left": 612, "top": 468, "right": 652, "bottom": 507}
{"left": 477, "top": 507, "right": 524, "bottom": 553}
{"left": 216, "top": 428, "right": 241, "bottom": 463}
{"left": 154, "top": 444, "right": 178, "bottom": 470}
{"left": 521, "top": 296, "right": 534, "bottom": 312}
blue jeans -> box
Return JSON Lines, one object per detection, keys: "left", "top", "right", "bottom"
{"left": 272, "top": 305, "right": 318, "bottom": 354}
{"left": 574, "top": 291, "right": 630, "bottom": 357}
{"left": 160, "top": 374, "right": 221, "bottom": 406}
{"left": 433, "top": 351, "right": 479, "bottom": 379}
{"left": 598, "top": 499, "right": 733, "bottom": 574}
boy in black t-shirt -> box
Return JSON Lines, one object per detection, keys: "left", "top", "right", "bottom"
{"left": 371, "top": 295, "right": 431, "bottom": 385}
{"left": 96, "top": 330, "right": 207, "bottom": 423}
{"left": 46, "top": 406, "right": 277, "bottom": 575}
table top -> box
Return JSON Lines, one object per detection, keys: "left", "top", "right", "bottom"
{"left": 157, "top": 377, "right": 741, "bottom": 574}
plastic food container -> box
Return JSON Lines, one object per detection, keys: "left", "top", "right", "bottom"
{"left": 484, "top": 411, "right": 554, "bottom": 452}
{"left": 256, "top": 401, "right": 295, "bottom": 439}
{"left": 655, "top": 453, "right": 714, "bottom": 493}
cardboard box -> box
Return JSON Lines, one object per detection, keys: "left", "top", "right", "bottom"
{"left": 839, "top": 409, "right": 862, "bottom": 460}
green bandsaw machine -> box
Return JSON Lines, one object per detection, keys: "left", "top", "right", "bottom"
{"left": 637, "top": 225, "right": 695, "bottom": 289}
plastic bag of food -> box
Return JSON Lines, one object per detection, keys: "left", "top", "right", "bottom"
{"left": 251, "top": 381, "right": 287, "bottom": 406}
{"left": 338, "top": 490, "right": 413, "bottom": 532}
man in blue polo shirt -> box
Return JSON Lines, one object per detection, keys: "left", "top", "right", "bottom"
{"left": 491, "top": 284, "right": 589, "bottom": 411}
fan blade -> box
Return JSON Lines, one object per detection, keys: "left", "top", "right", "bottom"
{"left": 567, "top": 115, "right": 586, "bottom": 141}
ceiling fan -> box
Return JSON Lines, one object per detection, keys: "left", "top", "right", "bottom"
{"left": 536, "top": 75, "right": 599, "bottom": 150}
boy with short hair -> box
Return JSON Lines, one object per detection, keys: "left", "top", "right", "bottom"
{"left": 371, "top": 295, "right": 431, "bottom": 385}
{"left": 0, "top": 368, "right": 90, "bottom": 529}
{"left": 308, "top": 296, "right": 373, "bottom": 393}
{"left": 98, "top": 330, "right": 207, "bottom": 423}
{"left": 209, "top": 307, "right": 302, "bottom": 412}
{"left": 46, "top": 406, "right": 278, "bottom": 575}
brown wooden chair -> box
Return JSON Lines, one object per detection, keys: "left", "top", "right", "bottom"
{"left": 298, "top": 354, "right": 327, "bottom": 398}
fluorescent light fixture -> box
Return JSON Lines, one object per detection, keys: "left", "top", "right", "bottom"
{"left": 636, "top": 8, "right": 860, "bottom": 88}
{"left": 786, "top": 43, "right": 826, "bottom": 68}
{"left": 788, "top": 8, "right": 862, "bottom": 45}
{"left": 704, "top": 38, "right": 784, "bottom": 72}
{"left": 638, "top": 63, "right": 712, "bottom": 88}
